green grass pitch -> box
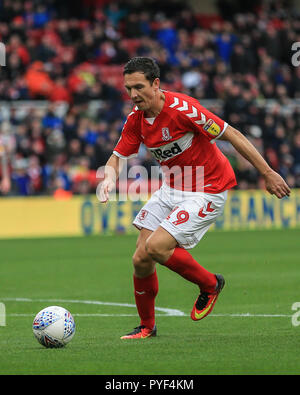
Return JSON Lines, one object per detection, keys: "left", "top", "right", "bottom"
{"left": 0, "top": 229, "right": 300, "bottom": 375}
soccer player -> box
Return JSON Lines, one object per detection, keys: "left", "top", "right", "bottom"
{"left": 98, "top": 57, "right": 290, "bottom": 339}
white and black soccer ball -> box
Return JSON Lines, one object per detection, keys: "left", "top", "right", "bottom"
{"left": 33, "top": 306, "right": 76, "bottom": 348}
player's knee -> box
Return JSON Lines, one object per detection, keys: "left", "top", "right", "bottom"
{"left": 132, "top": 249, "right": 154, "bottom": 278}
{"left": 132, "top": 249, "right": 152, "bottom": 270}
{"left": 145, "top": 238, "right": 163, "bottom": 262}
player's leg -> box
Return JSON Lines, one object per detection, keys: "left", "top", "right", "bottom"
{"left": 121, "top": 228, "right": 158, "bottom": 339}
{"left": 133, "top": 228, "right": 158, "bottom": 331}
{"left": 122, "top": 187, "right": 173, "bottom": 338}
{"left": 145, "top": 226, "right": 217, "bottom": 292}
{"left": 132, "top": 228, "right": 156, "bottom": 278}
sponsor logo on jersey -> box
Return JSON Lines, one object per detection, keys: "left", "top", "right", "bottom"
{"left": 148, "top": 133, "right": 193, "bottom": 163}
{"left": 151, "top": 142, "right": 182, "bottom": 161}
{"left": 203, "top": 119, "right": 221, "bottom": 136}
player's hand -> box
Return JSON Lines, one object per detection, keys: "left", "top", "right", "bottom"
{"left": 0, "top": 177, "right": 11, "bottom": 194}
{"left": 98, "top": 178, "right": 115, "bottom": 203}
{"left": 263, "top": 169, "right": 291, "bottom": 199}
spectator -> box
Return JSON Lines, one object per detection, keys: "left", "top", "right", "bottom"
{"left": 0, "top": 0, "right": 299, "bottom": 195}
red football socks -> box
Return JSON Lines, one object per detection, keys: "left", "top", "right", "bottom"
{"left": 133, "top": 249, "right": 216, "bottom": 328}
{"left": 163, "top": 247, "right": 217, "bottom": 293}
{"left": 133, "top": 270, "right": 158, "bottom": 330}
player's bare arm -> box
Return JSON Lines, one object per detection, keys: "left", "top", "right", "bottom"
{"left": 220, "top": 125, "right": 290, "bottom": 199}
{"left": 98, "top": 154, "right": 125, "bottom": 203}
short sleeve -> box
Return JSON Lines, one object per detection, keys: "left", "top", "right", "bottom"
{"left": 113, "top": 112, "right": 142, "bottom": 159}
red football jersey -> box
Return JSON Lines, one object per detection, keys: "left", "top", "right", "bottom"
{"left": 113, "top": 90, "right": 237, "bottom": 193}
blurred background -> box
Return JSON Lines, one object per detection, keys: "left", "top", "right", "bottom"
{"left": 0, "top": 0, "right": 300, "bottom": 198}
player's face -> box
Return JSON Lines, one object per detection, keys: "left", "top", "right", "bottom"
{"left": 124, "top": 72, "right": 160, "bottom": 113}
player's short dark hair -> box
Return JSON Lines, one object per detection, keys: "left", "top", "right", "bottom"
{"left": 123, "top": 57, "right": 160, "bottom": 84}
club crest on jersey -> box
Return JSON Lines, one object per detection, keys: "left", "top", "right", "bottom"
{"left": 162, "top": 127, "right": 172, "bottom": 141}
{"left": 138, "top": 209, "right": 148, "bottom": 221}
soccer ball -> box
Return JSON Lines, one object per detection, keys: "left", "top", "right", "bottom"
{"left": 32, "top": 306, "right": 76, "bottom": 348}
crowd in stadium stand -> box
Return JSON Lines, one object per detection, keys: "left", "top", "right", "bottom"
{"left": 0, "top": 0, "right": 300, "bottom": 196}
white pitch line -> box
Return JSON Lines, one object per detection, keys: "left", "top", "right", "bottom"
{"left": 7, "top": 313, "right": 178, "bottom": 317}
{"left": 0, "top": 298, "right": 293, "bottom": 318}
{"left": 4, "top": 313, "right": 293, "bottom": 318}
{"left": 1, "top": 298, "right": 185, "bottom": 317}
{"left": 212, "top": 313, "right": 293, "bottom": 317}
